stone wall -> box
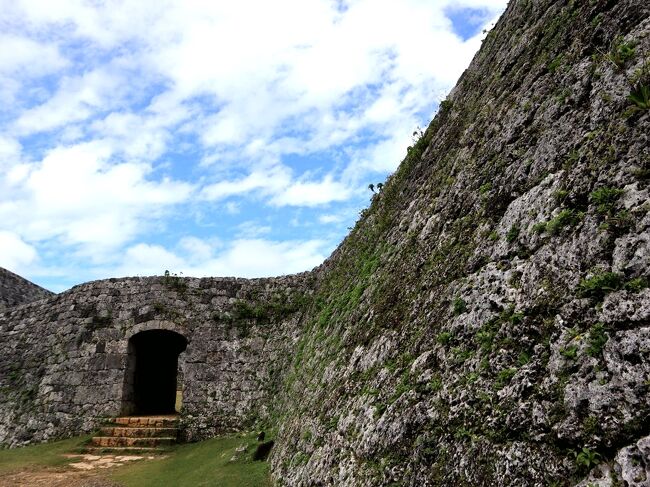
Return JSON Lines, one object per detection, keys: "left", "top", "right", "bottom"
{"left": 0, "top": 273, "right": 312, "bottom": 447}
{"left": 0, "top": 267, "right": 53, "bottom": 312}
{"left": 271, "top": 0, "right": 650, "bottom": 485}
{"left": 2, "top": 0, "right": 650, "bottom": 484}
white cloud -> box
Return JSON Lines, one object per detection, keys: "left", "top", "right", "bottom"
{"left": 224, "top": 202, "right": 240, "bottom": 214}
{"left": 7, "top": 0, "right": 505, "bottom": 162}
{"left": 5, "top": 0, "right": 508, "bottom": 168}
{"left": 200, "top": 165, "right": 291, "bottom": 201}
{"left": 119, "top": 243, "right": 186, "bottom": 276}
{"left": 236, "top": 222, "right": 272, "bottom": 239}
{"left": 0, "top": 231, "right": 38, "bottom": 272}
{"left": 343, "top": 133, "right": 414, "bottom": 183}
{"left": 319, "top": 214, "right": 345, "bottom": 224}
{"left": 200, "top": 166, "right": 350, "bottom": 207}
{"left": 14, "top": 68, "right": 124, "bottom": 135}
{"left": 271, "top": 175, "right": 351, "bottom": 207}
{"left": 117, "top": 237, "right": 327, "bottom": 278}
{"left": 208, "top": 238, "right": 326, "bottom": 277}
{"left": 0, "top": 33, "right": 67, "bottom": 108}
{"left": 0, "top": 141, "right": 194, "bottom": 254}
{"left": 3, "top": 0, "right": 172, "bottom": 48}
{"left": 0, "top": 0, "right": 508, "bottom": 287}
{"left": 178, "top": 236, "right": 218, "bottom": 263}
{"left": 0, "top": 34, "right": 68, "bottom": 76}
{"left": 0, "top": 136, "right": 22, "bottom": 169}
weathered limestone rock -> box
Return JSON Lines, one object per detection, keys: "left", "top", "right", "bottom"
{"left": 0, "top": 274, "right": 311, "bottom": 447}
{"left": 1, "top": 0, "right": 649, "bottom": 485}
{"left": 269, "top": 0, "right": 650, "bottom": 485}
{"left": 0, "top": 267, "right": 53, "bottom": 312}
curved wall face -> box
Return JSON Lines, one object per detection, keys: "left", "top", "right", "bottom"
{"left": 2, "top": 0, "right": 649, "bottom": 483}
{"left": 0, "top": 274, "right": 311, "bottom": 447}
{"left": 269, "top": 1, "right": 650, "bottom": 485}
{"left": 0, "top": 267, "right": 53, "bottom": 312}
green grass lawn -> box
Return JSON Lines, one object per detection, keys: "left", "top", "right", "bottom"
{"left": 110, "top": 432, "right": 272, "bottom": 487}
{"left": 0, "top": 434, "right": 92, "bottom": 474}
{"left": 0, "top": 432, "right": 272, "bottom": 487}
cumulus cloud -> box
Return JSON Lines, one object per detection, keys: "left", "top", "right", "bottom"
{"left": 0, "top": 33, "right": 69, "bottom": 107}
{"left": 117, "top": 237, "right": 327, "bottom": 278}
{"left": 208, "top": 238, "right": 326, "bottom": 277}
{"left": 0, "top": 34, "right": 68, "bottom": 76}
{"left": 200, "top": 167, "right": 351, "bottom": 207}
{"left": 319, "top": 214, "right": 346, "bottom": 224}
{"left": 0, "top": 0, "right": 508, "bottom": 288}
{"left": 236, "top": 222, "right": 272, "bottom": 239}
{"left": 0, "top": 141, "right": 194, "bottom": 255}
{"left": 200, "top": 165, "right": 291, "bottom": 202}
{"left": 271, "top": 176, "right": 351, "bottom": 207}
{"left": 120, "top": 243, "right": 186, "bottom": 276}
{"left": 4, "top": 0, "right": 507, "bottom": 173}
{"left": 0, "top": 231, "right": 38, "bottom": 273}
{"left": 0, "top": 136, "right": 22, "bottom": 169}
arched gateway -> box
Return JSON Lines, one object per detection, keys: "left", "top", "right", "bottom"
{"left": 121, "top": 329, "right": 187, "bottom": 415}
{"left": 0, "top": 273, "right": 308, "bottom": 447}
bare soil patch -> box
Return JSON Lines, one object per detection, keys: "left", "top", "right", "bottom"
{"left": 0, "top": 453, "right": 157, "bottom": 487}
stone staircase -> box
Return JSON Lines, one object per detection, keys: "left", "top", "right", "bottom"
{"left": 88, "top": 415, "right": 179, "bottom": 452}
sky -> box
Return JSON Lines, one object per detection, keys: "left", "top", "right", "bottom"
{"left": 0, "top": 0, "right": 508, "bottom": 292}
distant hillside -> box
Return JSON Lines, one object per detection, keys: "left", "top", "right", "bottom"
{"left": 0, "top": 267, "right": 53, "bottom": 311}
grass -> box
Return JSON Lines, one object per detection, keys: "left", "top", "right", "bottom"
{"left": 0, "top": 435, "right": 92, "bottom": 475}
{"left": 628, "top": 82, "right": 650, "bottom": 110}
{"left": 506, "top": 224, "right": 520, "bottom": 243}
{"left": 452, "top": 297, "right": 467, "bottom": 315}
{"left": 0, "top": 432, "right": 272, "bottom": 487}
{"left": 110, "top": 432, "right": 272, "bottom": 487}
{"left": 579, "top": 271, "right": 622, "bottom": 300}
{"left": 547, "top": 209, "right": 582, "bottom": 235}
{"left": 586, "top": 323, "right": 608, "bottom": 357}
{"left": 590, "top": 187, "right": 624, "bottom": 215}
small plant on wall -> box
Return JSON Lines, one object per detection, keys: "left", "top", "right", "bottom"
{"left": 625, "top": 53, "right": 650, "bottom": 114}
{"left": 163, "top": 270, "right": 188, "bottom": 294}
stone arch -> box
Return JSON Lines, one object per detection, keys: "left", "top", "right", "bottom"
{"left": 121, "top": 325, "right": 188, "bottom": 416}
{"left": 128, "top": 320, "right": 189, "bottom": 340}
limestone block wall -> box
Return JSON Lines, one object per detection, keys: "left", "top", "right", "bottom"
{"left": 0, "top": 267, "right": 53, "bottom": 312}
{"left": 269, "top": 1, "right": 650, "bottom": 484}
{"left": 0, "top": 273, "right": 312, "bottom": 447}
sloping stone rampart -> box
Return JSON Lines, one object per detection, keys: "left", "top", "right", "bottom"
{"left": 269, "top": 0, "right": 650, "bottom": 485}
{"left": 0, "top": 267, "right": 53, "bottom": 312}
{"left": 1, "top": 0, "right": 650, "bottom": 485}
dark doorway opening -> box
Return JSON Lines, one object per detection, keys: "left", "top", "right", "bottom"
{"left": 121, "top": 330, "right": 187, "bottom": 415}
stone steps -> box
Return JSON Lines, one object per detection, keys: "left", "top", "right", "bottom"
{"left": 112, "top": 415, "right": 179, "bottom": 428}
{"left": 100, "top": 426, "right": 178, "bottom": 438}
{"left": 88, "top": 415, "right": 179, "bottom": 453}
{"left": 91, "top": 436, "right": 177, "bottom": 448}
{"left": 84, "top": 446, "right": 162, "bottom": 454}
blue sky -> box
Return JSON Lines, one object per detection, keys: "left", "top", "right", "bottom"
{"left": 0, "top": 0, "right": 507, "bottom": 292}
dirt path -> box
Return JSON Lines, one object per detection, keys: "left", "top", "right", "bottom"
{"left": 0, "top": 468, "right": 120, "bottom": 487}
{"left": 0, "top": 454, "right": 158, "bottom": 487}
